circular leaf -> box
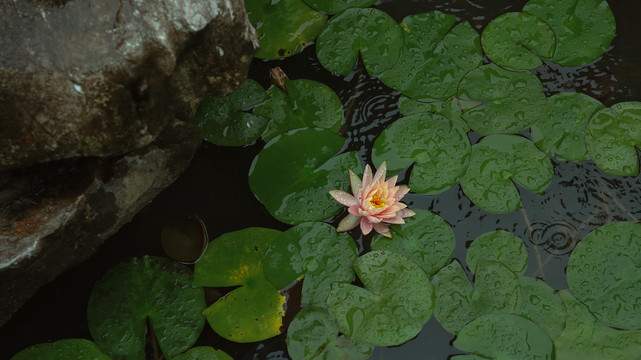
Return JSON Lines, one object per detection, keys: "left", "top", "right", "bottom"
{"left": 398, "top": 96, "right": 469, "bottom": 131}
{"left": 254, "top": 79, "right": 343, "bottom": 142}
{"left": 10, "top": 339, "right": 110, "bottom": 360}
{"left": 460, "top": 134, "right": 553, "bottom": 213}
{"left": 372, "top": 113, "right": 471, "bottom": 195}
{"left": 246, "top": 0, "right": 327, "bottom": 59}
{"left": 286, "top": 306, "right": 373, "bottom": 360}
{"left": 567, "top": 222, "right": 641, "bottom": 330}
{"left": 326, "top": 250, "right": 434, "bottom": 346}
{"left": 457, "top": 64, "right": 546, "bottom": 135}
{"left": 518, "top": 277, "right": 566, "bottom": 341}
{"left": 453, "top": 314, "right": 553, "bottom": 359}
{"left": 303, "top": 0, "right": 376, "bottom": 14}
{"left": 172, "top": 347, "right": 233, "bottom": 360}
{"left": 249, "top": 128, "right": 360, "bottom": 224}
{"left": 466, "top": 230, "right": 528, "bottom": 275}
{"left": 585, "top": 101, "right": 641, "bottom": 176}
{"left": 263, "top": 222, "right": 358, "bottom": 305}
{"left": 481, "top": 12, "right": 555, "bottom": 71}
{"left": 378, "top": 11, "right": 482, "bottom": 101}
{"left": 531, "top": 92, "right": 605, "bottom": 161}
{"left": 195, "top": 79, "right": 269, "bottom": 146}
{"left": 87, "top": 256, "right": 206, "bottom": 360}
{"left": 371, "top": 209, "right": 455, "bottom": 277}
{"left": 523, "top": 0, "right": 615, "bottom": 66}
{"left": 316, "top": 8, "right": 404, "bottom": 76}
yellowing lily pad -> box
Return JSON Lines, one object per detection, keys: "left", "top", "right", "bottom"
{"left": 566, "top": 222, "right": 641, "bottom": 330}
{"left": 460, "top": 134, "right": 553, "bottom": 213}
{"left": 326, "top": 250, "right": 434, "bottom": 346}
{"left": 371, "top": 209, "right": 455, "bottom": 277}
{"left": 316, "top": 8, "right": 404, "bottom": 76}
{"left": 372, "top": 113, "right": 471, "bottom": 195}
{"left": 481, "top": 12, "right": 555, "bottom": 71}
{"left": 303, "top": 0, "right": 376, "bottom": 14}
{"left": 246, "top": 0, "right": 327, "bottom": 59}
{"left": 263, "top": 222, "right": 358, "bottom": 305}
{"left": 172, "top": 347, "right": 233, "bottom": 360}
{"left": 249, "top": 128, "right": 361, "bottom": 224}
{"left": 466, "top": 230, "right": 528, "bottom": 275}
{"left": 10, "top": 339, "right": 110, "bottom": 360}
{"left": 585, "top": 101, "right": 641, "bottom": 176}
{"left": 87, "top": 256, "right": 206, "bottom": 360}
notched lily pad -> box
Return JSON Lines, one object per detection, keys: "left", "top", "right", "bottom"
{"left": 326, "top": 250, "right": 434, "bottom": 346}
{"left": 303, "top": 0, "right": 376, "bottom": 14}
{"left": 398, "top": 96, "right": 469, "bottom": 131}
{"left": 172, "top": 347, "right": 234, "bottom": 360}
{"left": 466, "top": 230, "right": 528, "bottom": 275}
{"left": 460, "top": 134, "right": 553, "bottom": 213}
{"left": 10, "top": 339, "right": 110, "bottom": 360}
{"left": 246, "top": 0, "right": 327, "bottom": 59}
{"left": 263, "top": 222, "right": 358, "bottom": 305}
{"left": 585, "top": 101, "right": 641, "bottom": 176}
{"left": 316, "top": 8, "right": 404, "bottom": 76}
{"left": 518, "top": 277, "right": 565, "bottom": 341}
{"left": 481, "top": 12, "right": 555, "bottom": 71}
{"left": 249, "top": 128, "right": 361, "bottom": 224}
{"left": 566, "top": 222, "right": 641, "bottom": 330}
{"left": 372, "top": 113, "right": 471, "bottom": 195}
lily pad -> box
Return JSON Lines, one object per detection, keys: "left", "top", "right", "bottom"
{"left": 249, "top": 128, "right": 361, "bottom": 224}
{"left": 263, "top": 222, "right": 358, "bottom": 305}
{"left": 398, "top": 96, "right": 469, "bottom": 132}
{"left": 378, "top": 11, "right": 482, "bottom": 101}
{"left": 303, "top": 0, "right": 376, "bottom": 14}
{"left": 460, "top": 134, "right": 553, "bottom": 213}
{"left": 193, "top": 227, "right": 286, "bottom": 342}
{"left": 453, "top": 314, "right": 554, "bottom": 359}
{"left": 518, "top": 277, "right": 566, "bottom": 341}
{"left": 531, "top": 92, "right": 605, "bottom": 162}
{"left": 466, "top": 230, "right": 528, "bottom": 275}
{"left": 566, "top": 222, "right": 641, "bottom": 330}
{"left": 523, "top": 0, "right": 615, "bottom": 66}
{"left": 195, "top": 79, "right": 269, "bottom": 146}
{"left": 585, "top": 101, "right": 641, "bottom": 176}
{"left": 172, "top": 347, "right": 234, "bottom": 360}
{"left": 10, "top": 339, "right": 111, "bottom": 360}
{"left": 371, "top": 209, "right": 455, "bottom": 277}
{"left": 481, "top": 12, "right": 555, "bottom": 71}
{"left": 432, "top": 260, "right": 521, "bottom": 334}
{"left": 254, "top": 79, "right": 343, "bottom": 142}
{"left": 316, "top": 8, "right": 404, "bottom": 76}
{"left": 246, "top": 0, "right": 327, "bottom": 59}
{"left": 326, "top": 250, "right": 434, "bottom": 346}
{"left": 554, "top": 290, "right": 641, "bottom": 359}
{"left": 87, "top": 256, "right": 206, "bottom": 360}
{"left": 457, "top": 64, "right": 546, "bottom": 135}
{"left": 287, "top": 306, "right": 373, "bottom": 360}
{"left": 372, "top": 113, "right": 471, "bottom": 195}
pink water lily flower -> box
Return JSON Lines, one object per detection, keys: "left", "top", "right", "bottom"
{"left": 329, "top": 161, "right": 415, "bottom": 238}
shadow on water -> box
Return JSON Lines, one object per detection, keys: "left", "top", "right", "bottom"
{"left": 1, "top": 0, "right": 641, "bottom": 359}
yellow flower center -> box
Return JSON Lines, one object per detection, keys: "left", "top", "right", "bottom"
{"left": 370, "top": 195, "right": 386, "bottom": 208}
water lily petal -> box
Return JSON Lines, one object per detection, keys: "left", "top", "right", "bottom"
{"left": 348, "top": 168, "right": 362, "bottom": 198}
{"left": 383, "top": 215, "right": 405, "bottom": 224}
{"left": 362, "top": 164, "right": 373, "bottom": 189}
{"left": 348, "top": 205, "right": 361, "bottom": 217}
{"left": 373, "top": 222, "right": 392, "bottom": 238}
{"left": 329, "top": 190, "right": 359, "bottom": 207}
{"left": 366, "top": 215, "right": 382, "bottom": 224}
{"left": 385, "top": 175, "right": 398, "bottom": 188}
{"left": 360, "top": 217, "right": 373, "bottom": 235}
{"left": 336, "top": 214, "right": 361, "bottom": 232}
{"left": 372, "top": 161, "right": 387, "bottom": 184}
{"left": 393, "top": 185, "right": 410, "bottom": 201}
{"left": 397, "top": 208, "right": 416, "bottom": 219}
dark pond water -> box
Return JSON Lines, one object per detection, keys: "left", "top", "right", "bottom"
{"left": 2, "top": 0, "right": 641, "bottom": 359}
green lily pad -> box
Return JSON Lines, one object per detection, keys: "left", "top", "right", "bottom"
{"left": 466, "top": 230, "right": 528, "bottom": 275}
{"left": 585, "top": 101, "right": 641, "bottom": 176}
{"left": 523, "top": 0, "right": 615, "bottom": 66}
{"left": 531, "top": 92, "right": 605, "bottom": 162}
{"left": 172, "top": 347, "right": 233, "bottom": 360}
{"left": 263, "top": 222, "right": 358, "bottom": 305}
{"left": 316, "top": 8, "right": 404, "bottom": 76}
{"left": 398, "top": 96, "right": 469, "bottom": 132}
{"left": 566, "top": 222, "right": 641, "bottom": 330}
{"left": 457, "top": 64, "right": 546, "bottom": 135}
{"left": 378, "top": 11, "right": 482, "bottom": 101}
{"left": 372, "top": 113, "right": 471, "bottom": 195}
{"left": 303, "top": 0, "right": 376, "bottom": 14}
{"left": 249, "top": 128, "right": 360, "bottom": 224}
{"left": 454, "top": 313, "right": 554, "bottom": 359}
{"left": 195, "top": 79, "right": 269, "bottom": 146}
{"left": 246, "top": 0, "right": 327, "bottom": 59}
{"left": 460, "top": 134, "right": 553, "bottom": 213}
{"left": 433, "top": 260, "right": 521, "bottom": 334}
{"left": 287, "top": 306, "right": 373, "bottom": 360}
{"left": 554, "top": 290, "right": 641, "bottom": 359}
{"left": 518, "top": 277, "right": 566, "bottom": 341}
{"left": 254, "top": 79, "right": 343, "bottom": 142}
{"left": 481, "top": 12, "right": 555, "bottom": 71}
{"left": 87, "top": 256, "right": 206, "bottom": 360}
{"left": 193, "top": 228, "right": 286, "bottom": 342}
{"left": 371, "top": 209, "right": 455, "bottom": 277}
{"left": 10, "top": 339, "right": 111, "bottom": 360}
{"left": 326, "top": 250, "right": 434, "bottom": 346}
